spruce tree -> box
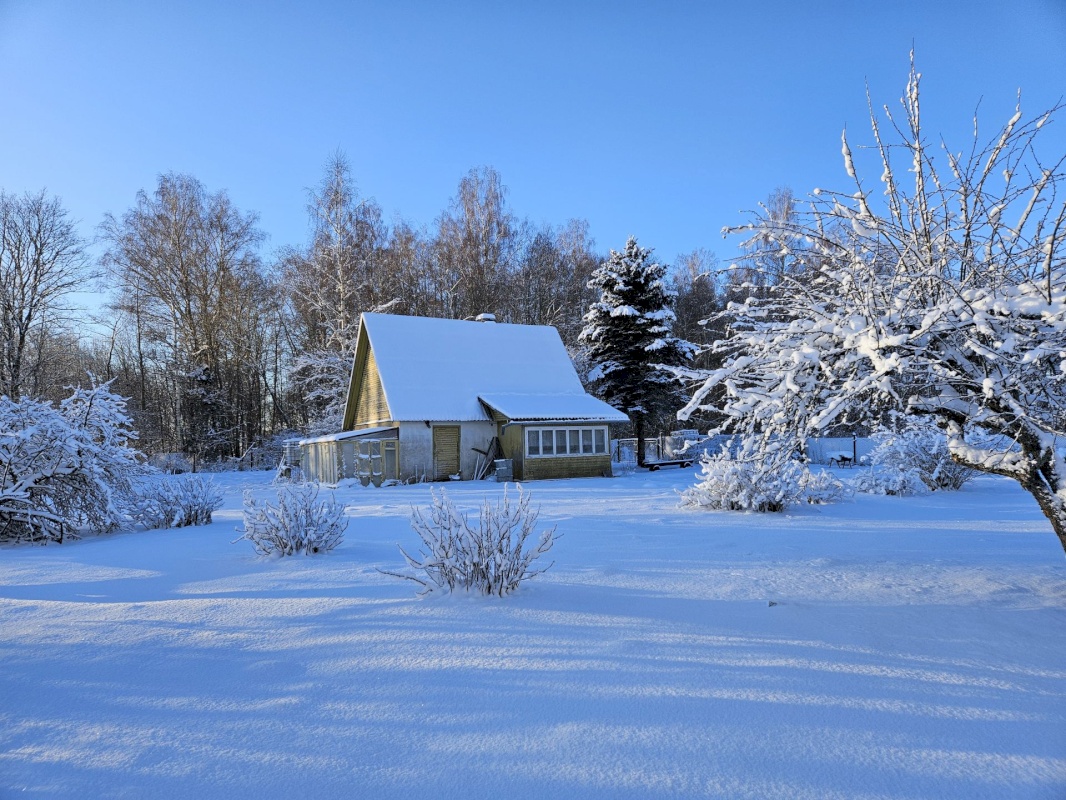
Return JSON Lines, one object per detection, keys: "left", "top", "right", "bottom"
{"left": 580, "top": 237, "right": 695, "bottom": 466}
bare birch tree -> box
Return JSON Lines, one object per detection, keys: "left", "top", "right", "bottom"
{"left": 432, "top": 166, "right": 519, "bottom": 320}
{"left": 101, "top": 174, "right": 270, "bottom": 465}
{"left": 0, "top": 190, "right": 89, "bottom": 400}
{"left": 279, "top": 153, "right": 390, "bottom": 432}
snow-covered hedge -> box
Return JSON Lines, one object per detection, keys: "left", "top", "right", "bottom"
{"left": 387, "top": 486, "right": 557, "bottom": 596}
{"left": 0, "top": 382, "right": 143, "bottom": 543}
{"left": 681, "top": 439, "right": 845, "bottom": 512}
{"left": 130, "top": 475, "right": 223, "bottom": 529}
{"left": 235, "top": 484, "right": 346, "bottom": 556}
{"left": 862, "top": 420, "right": 979, "bottom": 493}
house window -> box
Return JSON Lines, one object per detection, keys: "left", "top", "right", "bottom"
{"left": 525, "top": 426, "right": 609, "bottom": 458}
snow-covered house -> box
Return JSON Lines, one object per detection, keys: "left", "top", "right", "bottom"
{"left": 299, "top": 312, "right": 628, "bottom": 484}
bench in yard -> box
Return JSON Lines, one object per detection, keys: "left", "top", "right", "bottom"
{"left": 645, "top": 459, "right": 694, "bottom": 471}
{"left": 827, "top": 452, "right": 855, "bottom": 468}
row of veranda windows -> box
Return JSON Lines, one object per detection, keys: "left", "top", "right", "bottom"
{"left": 526, "top": 427, "right": 608, "bottom": 458}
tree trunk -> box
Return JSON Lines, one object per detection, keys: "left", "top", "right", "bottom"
{"left": 948, "top": 423, "right": 1066, "bottom": 556}
{"left": 1019, "top": 467, "right": 1066, "bottom": 556}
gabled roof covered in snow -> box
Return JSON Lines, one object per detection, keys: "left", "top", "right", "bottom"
{"left": 342, "top": 313, "right": 628, "bottom": 426}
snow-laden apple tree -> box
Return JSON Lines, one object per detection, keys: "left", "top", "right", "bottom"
{"left": 580, "top": 237, "right": 696, "bottom": 466}
{"left": 678, "top": 58, "right": 1066, "bottom": 554}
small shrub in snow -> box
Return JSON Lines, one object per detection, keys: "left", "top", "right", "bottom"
{"left": 800, "top": 468, "right": 849, "bottom": 505}
{"left": 147, "top": 452, "right": 192, "bottom": 474}
{"left": 0, "top": 381, "right": 144, "bottom": 543}
{"left": 681, "top": 441, "right": 807, "bottom": 512}
{"left": 851, "top": 466, "right": 930, "bottom": 497}
{"left": 235, "top": 484, "right": 346, "bottom": 556}
{"left": 681, "top": 437, "right": 846, "bottom": 512}
{"left": 131, "top": 475, "right": 223, "bottom": 529}
{"left": 866, "top": 419, "right": 979, "bottom": 492}
{"left": 386, "top": 485, "right": 557, "bottom": 596}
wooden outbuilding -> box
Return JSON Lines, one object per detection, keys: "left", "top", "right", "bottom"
{"left": 299, "top": 312, "right": 628, "bottom": 484}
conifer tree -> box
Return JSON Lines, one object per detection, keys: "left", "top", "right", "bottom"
{"left": 580, "top": 237, "right": 696, "bottom": 466}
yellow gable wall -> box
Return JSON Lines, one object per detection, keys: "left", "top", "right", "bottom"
{"left": 354, "top": 347, "right": 389, "bottom": 426}
{"left": 343, "top": 325, "right": 392, "bottom": 430}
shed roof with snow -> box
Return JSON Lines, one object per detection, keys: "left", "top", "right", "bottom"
{"left": 342, "top": 313, "right": 629, "bottom": 427}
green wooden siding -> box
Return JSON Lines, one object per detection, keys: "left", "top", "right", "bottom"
{"left": 521, "top": 453, "right": 612, "bottom": 480}
{"left": 501, "top": 424, "right": 612, "bottom": 480}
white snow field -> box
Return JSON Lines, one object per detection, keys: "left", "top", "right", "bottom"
{"left": 1, "top": 469, "right": 1064, "bottom": 799}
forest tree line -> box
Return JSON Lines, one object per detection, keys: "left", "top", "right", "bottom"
{"left": 1, "top": 155, "right": 773, "bottom": 465}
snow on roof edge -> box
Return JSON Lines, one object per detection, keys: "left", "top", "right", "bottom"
{"left": 299, "top": 427, "right": 398, "bottom": 445}
{"left": 478, "top": 393, "right": 630, "bottom": 423}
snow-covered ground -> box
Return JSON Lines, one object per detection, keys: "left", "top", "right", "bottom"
{"left": 1, "top": 469, "right": 1064, "bottom": 799}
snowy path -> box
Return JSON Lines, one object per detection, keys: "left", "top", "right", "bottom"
{"left": 1, "top": 471, "right": 1064, "bottom": 799}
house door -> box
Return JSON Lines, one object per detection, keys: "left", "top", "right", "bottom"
{"left": 432, "top": 425, "right": 461, "bottom": 480}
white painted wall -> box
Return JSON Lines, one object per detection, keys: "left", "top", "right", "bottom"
{"left": 397, "top": 422, "right": 433, "bottom": 482}
{"left": 396, "top": 420, "right": 497, "bottom": 481}
{"left": 459, "top": 421, "right": 496, "bottom": 479}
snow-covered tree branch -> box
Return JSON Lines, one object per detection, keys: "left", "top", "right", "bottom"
{"left": 679, "top": 56, "right": 1066, "bottom": 554}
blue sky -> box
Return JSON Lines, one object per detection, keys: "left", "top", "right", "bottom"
{"left": 2, "top": 0, "right": 1065, "bottom": 301}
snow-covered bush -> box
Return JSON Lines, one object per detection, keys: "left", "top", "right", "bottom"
{"left": 147, "top": 452, "right": 191, "bottom": 474}
{"left": 851, "top": 466, "right": 929, "bottom": 497}
{"left": 387, "top": 486, "right": 557, "bottom": 596}
{"left": 681, "top": 445, "right": 807, "bottom": 512}
{"left": 0, "top": 381, "right": 144, "bottom": 543}
{"left": 130, "top": 475, "right": 223, "bottom": 529}
{"left": 235, "top": 484, "right": 346, "bottom": 556}
{"left": 866, "top": 420, "right": 979, "bottom": 492}
{"left": 681, "top": 438, "right": 846, "bottom": 512}
{"left": 800, "top": 468, "right": 849, "bottom": 505}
